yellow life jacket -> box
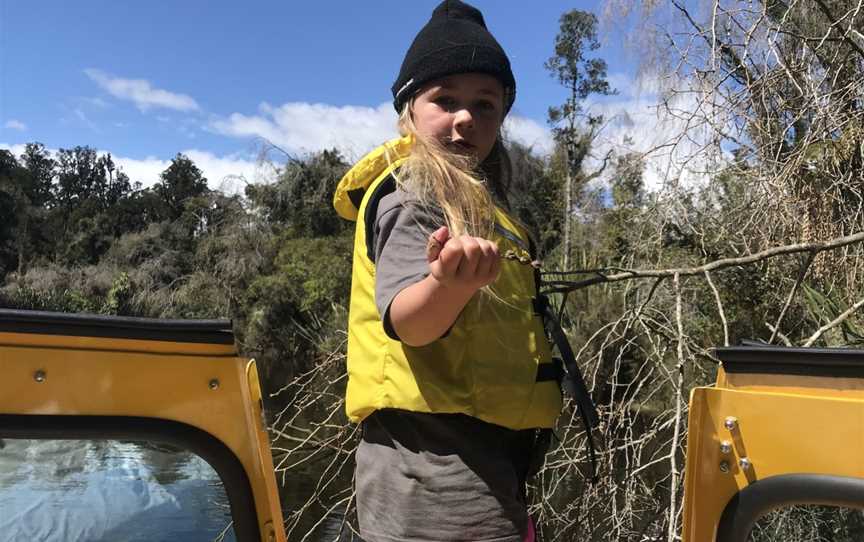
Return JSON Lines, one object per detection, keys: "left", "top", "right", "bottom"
{"left": 333, "top": 137, "right": 562, "bottom": 430}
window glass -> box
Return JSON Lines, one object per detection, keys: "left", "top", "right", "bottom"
{"left": 747, "top": 505, "right": 864, "bottom": 542}
{"left": 0, "top": 439, "right": 236, "bottom": 542}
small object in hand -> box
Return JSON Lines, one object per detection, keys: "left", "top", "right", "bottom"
{"left": 503, "top": 249, "right": 542, "bottom": 269}
{"left": 426, "top": 235, "right": 443, "bottom": 260}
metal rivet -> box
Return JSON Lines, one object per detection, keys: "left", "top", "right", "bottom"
{"left": 739, "top": 457, "right": 752, "bottom": 470}
{"left": 209, "top": 378, "right": 220, "bottom": 390}
{"left": 34, "top": 370, "right": 46, "bottom": 383}
{"left": 724, "top": 416, "right": 738, "bottom": 430}
{"left": 719, "top": 440, "right": 732, "bottom": 454}
{"left": 719, "top": 460, "right": 730, "bottom": 473}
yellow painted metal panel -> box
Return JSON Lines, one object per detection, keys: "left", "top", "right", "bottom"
{"left": 681, "top": 386, "right": 864, "bottom": 542}
{"left": 718, "top": 365, "right": 864, "bottom": 400}
{"left": 0, "top": 332, "right": 286, "bottom": 542}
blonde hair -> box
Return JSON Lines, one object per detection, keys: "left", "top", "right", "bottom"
{"left": 391, "top": 101, "right": 509, "bottom": 239}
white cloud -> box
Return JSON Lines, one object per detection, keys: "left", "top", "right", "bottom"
{"left": 0, "top": 143, "right": 27, "bottom": 156}
{"left": 73, "top": 108, "right": 99, "bottom": 132}
{"left": 503, "top": 116, "right": 554, "bottom": 155}
{"left": 578, "top": 72, "right": 722, "bottom": 191}
{"left": 81, "top": 96, "right": 110, "bottom": 109}
{"left": 1, "top": 142, "right": 259, "bottom": 195}
{"left": 209, "top": 102, "right": 399, "bottom": 160}
{"left": 4, "top": 120, "right": 27, "bottom": 131}
{"left": 115, "top": 150, "right": 263, "bottom": 193}
{"left": 84, "top": 69, "right": 200, "bottom": 113}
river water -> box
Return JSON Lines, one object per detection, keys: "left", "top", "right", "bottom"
{"left": 0, "top": 438, "right": 356, "bottom": 542}
{"left": 0, "top": 439, "right": 239, "bottom": 542}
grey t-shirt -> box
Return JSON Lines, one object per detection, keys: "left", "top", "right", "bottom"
{"left": 355, "top": 188, "right": 533, "bottom": 542}
{"left": 372, "top": 188, "right": 440, "bottom": 341}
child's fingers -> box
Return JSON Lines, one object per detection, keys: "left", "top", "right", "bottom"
{"left": 456, "top": 235, "right": 482, "bottom": 279}
{"left": 474, "top": 239, "right": 500, "bottom": 281}
{"left": 430, "top": 235, "right": 463, "bottom": 282}
{"left": 426, "top": 226, "right": 450, "bottom": 262}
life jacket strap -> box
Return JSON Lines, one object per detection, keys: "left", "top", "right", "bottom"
{"left": 534, "top": 293, "right": 600, "bottom": 483}
{"left": 535, "top": 361, "right": 563, "bottom": 382}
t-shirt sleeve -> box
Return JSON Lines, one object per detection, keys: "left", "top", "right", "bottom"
{"left": 373, "top": 192, "right": 444, "bottom": 341}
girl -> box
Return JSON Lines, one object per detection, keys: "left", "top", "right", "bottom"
{"left": 333, "top": 2, "right": 562, "bottom": 540}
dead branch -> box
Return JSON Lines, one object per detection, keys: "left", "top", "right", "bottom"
{"left": 543, "top": 231, "right": 864, "bottom": 292}
{"left": 769, "top": 251, "right": 815, "bottom": 344}
{"left": 803, "top": 296, "right": 864, "bottom": 347}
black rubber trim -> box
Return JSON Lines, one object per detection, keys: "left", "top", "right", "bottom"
{"left": 716, "top": 473, "right": 864, "bottom": 541}
{"left": 714, "top": 345, "right": 864, "bottom": 378}
{"left": 0, "top": 309, "right": 235, "bottom": 345}
{"left": 0, "top": 414, "right": 262, "bottom": 542}
{"left": 363, "top": 175, "right": 397, "bottom": 262}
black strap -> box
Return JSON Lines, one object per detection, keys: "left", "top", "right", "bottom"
{"left": 535, "top": 294, "right": 600, "bottom": 482}
{"left": 535, "top": 361, "right": 563, "bottom": 382}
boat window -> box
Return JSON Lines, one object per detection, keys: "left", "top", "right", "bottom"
{"left": 0, "top": 438, "right": 236, "bottom": 542}
{"left": 746, "top": 505, "right": 864, "bottom": 541}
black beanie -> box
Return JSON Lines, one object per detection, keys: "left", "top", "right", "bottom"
{"left": 392, "top": 0, "right": 516, "bottom": 115}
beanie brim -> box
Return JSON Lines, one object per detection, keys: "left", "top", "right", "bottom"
{"left": 392, "top": 44, "right": 516, "bottom": 114}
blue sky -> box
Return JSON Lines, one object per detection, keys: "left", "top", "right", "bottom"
{"left": 1, "top": 0, "right": 659, "bottom": 189}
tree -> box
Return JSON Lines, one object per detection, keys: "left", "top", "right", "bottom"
{"left": 19, "top": 143, "right": 55, "bottom": 209}
{"left": 0, "top": 151, "right": 24, "bottom": 276}
{"left": 246, "top": 148, "right": 350, "bottom": 237}
{"left": 54, "top": 146, "right": 103, "bottom": 210}
{"left": 546, "top": 9, "right": 615, "bottom": 268}
{"left": 506, "top": 141, "right": 564, "bottom": 257}
{"left": 154, "top": 154, "right": 208, "bottom": 221}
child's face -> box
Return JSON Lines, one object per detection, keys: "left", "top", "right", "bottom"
{"left": 411, "top": 73, "right": 504, "bottom": 163}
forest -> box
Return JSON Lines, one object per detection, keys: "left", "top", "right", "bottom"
{"left": 3, "top": 1, "right": 864, "bottom": 540}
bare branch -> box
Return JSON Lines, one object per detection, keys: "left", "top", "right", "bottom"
{"left": 803, "top": 296, "right": 864, "bottom": 347}
{"left": 704, "top": 269, "right": 729, "bottom": 347}
{"left": 813, "top": 0, "right": 864, "bottom": 60}
{"left": 769, "top": 251, "right": 815, "bottom": 344}
{"left": 543, "top": 232, "right": 864, "bottom": 292}
{"left": 765, "top": 322, "right": 793, "bottom": 347}
{"left": 668, "top": 273, "right": 686, "bottom": 542}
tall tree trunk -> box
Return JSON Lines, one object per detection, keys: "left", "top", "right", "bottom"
{"left": 563, "top": 147, "right": 572, "bottom": 270}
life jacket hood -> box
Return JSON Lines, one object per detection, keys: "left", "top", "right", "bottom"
{"left": 333, "top": 137, "right": 413, "bottom": 222}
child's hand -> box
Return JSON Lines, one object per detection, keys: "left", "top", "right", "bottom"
{"left": 426, "top": 226, "right": 500, "bottom": 290}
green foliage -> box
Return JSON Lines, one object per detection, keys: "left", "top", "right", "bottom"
{"left": 601, "top": 152, "right": 646, "bottom": 259}
{"left": 104, "top": 272, "right": 133, "bottom": 315}
{"left": 0, "top": 285, "right": 98, "bottom": 313}
{"left": 0, "top": 151, "right": 23, "bottom": 275}
{"left": 243, "top": 231, "right": 352, "bottom": 384}
{"left": 506, "top": 142, "right": 564, "bottom": 256}
{"left": 54, "top": 147, "right": 132, "bottom": 211}
{"left": 246, "top": 149, "right": 350, "bottom": 237}
{"left": 154, "top": 154, "right": 208, "bottom": 221}
{"left": 803, "top": 284, "right": 864, "bottom": 346}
